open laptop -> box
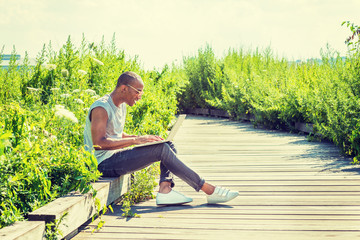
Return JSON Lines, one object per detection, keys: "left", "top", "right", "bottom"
{"left": 131, "top": 114, "right": 186, "bottom": 149}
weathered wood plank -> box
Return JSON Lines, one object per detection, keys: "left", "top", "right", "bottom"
{"left": 73, "top": 231, "right": 360, "bottom": 240}
{"left": 198, "top": 176, "right": 360, "bottom": 180}
{"left": 80, "top": 218, "right": 360, "bottom": 231}
{"left": 209, "top": 109, "right": 230, "bottom": 118}
{"left": 185, "top": 108, "right": 210, "bottom": 115}
{"left": 0, "top": 221, "right": 45, "bottom": 240}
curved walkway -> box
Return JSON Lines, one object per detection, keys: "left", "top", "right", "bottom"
{"left": 73, "top": 115, "right": 360, "bottom": 240}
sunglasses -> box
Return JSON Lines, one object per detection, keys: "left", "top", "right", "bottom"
{"left": 126, "top": 84, "right": 143, "bottom": 95}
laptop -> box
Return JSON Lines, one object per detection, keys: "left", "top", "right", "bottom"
{"left": 131, "top": 114, "right": 186, "bottom": 149}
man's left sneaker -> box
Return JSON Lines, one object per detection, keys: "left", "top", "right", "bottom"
{"left": 207, "top": 186, "right": 239, "bottom": 204}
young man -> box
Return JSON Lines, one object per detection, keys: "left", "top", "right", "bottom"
{"left": 84, "top": 71, "right": 239, "bottom": 205}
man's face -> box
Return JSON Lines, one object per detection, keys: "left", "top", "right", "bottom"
{"left": 125, "top": 80, "right": 144, "bottom": 106}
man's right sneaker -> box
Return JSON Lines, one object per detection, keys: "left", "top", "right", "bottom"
{"left": 156, "top": 190, "right": 193, "bottom": 206}
{"left": 207, "top": 186, "right": 239, "bottom": 204}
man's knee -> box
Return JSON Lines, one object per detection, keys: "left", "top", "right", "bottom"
{"left": 165, "top": 141, "right": 177, "bottom": 153}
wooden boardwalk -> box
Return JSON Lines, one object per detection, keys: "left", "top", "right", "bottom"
{"left": 72, "top": 115, "right": 360, "bottom": 240}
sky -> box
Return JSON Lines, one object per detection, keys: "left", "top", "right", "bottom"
{"left": 1, "top": 0, "right": 359, "bottom": 70}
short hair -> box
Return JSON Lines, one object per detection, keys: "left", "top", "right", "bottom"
{"left": 116, "top": 71, "right": 142, "bottom": 88}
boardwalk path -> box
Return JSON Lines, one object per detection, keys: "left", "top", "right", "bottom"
{"left": 73, "top": 115, "right": 360, "bottom": 239}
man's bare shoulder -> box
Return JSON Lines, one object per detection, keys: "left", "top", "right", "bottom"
{"left": 90, "top": 106, "right": 108, "bottom": 122}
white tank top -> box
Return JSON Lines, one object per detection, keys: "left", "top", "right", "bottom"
{"left": 83, "top": 94, "right": 126, "bottom": 164}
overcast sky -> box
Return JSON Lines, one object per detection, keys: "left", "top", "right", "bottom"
{"left": 1, "top": 0, "right": 359, "bottom": 69}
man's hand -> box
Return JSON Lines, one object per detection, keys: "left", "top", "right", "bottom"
{"left": 135, "top": 135, "right": 164, "bottom": 145}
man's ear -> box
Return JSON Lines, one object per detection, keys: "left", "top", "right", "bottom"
{"left": 119, "top": 85, "right": 127, "bottom": 93}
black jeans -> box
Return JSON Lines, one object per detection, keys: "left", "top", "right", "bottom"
{"left": 97, "top": 142, "right": 205, "bottom": 191}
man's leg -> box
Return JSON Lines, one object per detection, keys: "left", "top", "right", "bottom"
{"left": 98, "top": 142, "right": 239, "bottom": 204}
{"left": 97, "top": 142, "right": 204, "bottom": 191}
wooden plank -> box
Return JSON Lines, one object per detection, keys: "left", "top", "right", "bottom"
{"left": 295, "top": 122, "right": 314, "bottom": 133}
{"left": 130, "top": 203, "right": 360, "bottom": 211}
{"left": 80, "top": 218, "right": 360, "bottom": 231}
{"left": 209, "top": 109, "right": 230, "bottom": 118}
{"left": 0, "top": 221, "right": 45, "bottom": 240}
{"left": 134, "top": 213, "right": 360, "bottom": 220}
{"left": 197, "top": 176, "right": 360, "bottom": 180}
{"left": 72, "top": 230, "right": 360, "bottom": 240}
{"left": 185, "top": 108, "right": 210, "bottom": 115}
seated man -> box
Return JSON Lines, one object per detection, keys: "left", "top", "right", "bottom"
{"left": 84, "top": 71, "right": 239, "bottom": 205}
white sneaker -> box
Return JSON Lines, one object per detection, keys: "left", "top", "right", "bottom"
{"left": 207, "top": 186, "right": 239, "bottom": 204}
{"left": 156, "top": 190, "right": 193, "bottom": 206}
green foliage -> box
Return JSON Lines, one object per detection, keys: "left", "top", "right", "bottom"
{"left": 342, "top": 21, "right": 360, "bottom": 51}
{"left": 180, "top": 45, "right": 226, "bottom": 110}
{"left": 175, "top": 41, "right": 360, "bottom": 164}
{"left": 91, "top": 197, "right": 114, "bottom": 233}
{"left": 44, "top": 212, "right": 68, "bottom": 240}
{"left": 120, "top": 164, "right": 159, "bottom": 218}
{"left": 0, "top": 102, "right": 102, "bottom": 229}
{"left": 0, "top": 35, "right": 181, "bottom": 229}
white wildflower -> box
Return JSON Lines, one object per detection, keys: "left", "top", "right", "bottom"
{"left": 84, "top": 89, "right": 96, "bottom": 95}
{"left": 2, "top": 139, "right": 11, "bottom": 149}
{"left": 92, "top": 57, "right": 104, "bottom": 66}
{"left": 91, "top": 95, "right": 100, "bottom": 99}
{"left": 78, "top": 69, "right": 87, "bottom": 75}
{"left": 55, "top": 104, "right": 65, "bottom": 111}
{"left": 51, "top": 88, "right": 60, "bottom": 91}
{"left": 60, "top": 93, "right": 71, "bottom": 98}
{"left": 74, "top": 98, "right": 84, "bottom": 104}
{"left": 61, "top": 69, "right": 69, "bottom": 77}
{"left": 43, "top": 130, "right": 49, "bottom": 137}
{"left": 72, "top": 89, "right": 81, "bottom": 93}
{"left": 50, "top": 135, "right": 57, "bottom": 141}
{"left": 27, "top": 87, "right": 40, "bottom": 92}
{"left": 54, "top": 105, "right": 78, "bottom": 123}
{"left": 45, "top": 64, "right": 57, "bottom": 71}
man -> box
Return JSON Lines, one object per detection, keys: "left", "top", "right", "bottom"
{"left": 84, "top": 71, "right": 239, "bottom": 205}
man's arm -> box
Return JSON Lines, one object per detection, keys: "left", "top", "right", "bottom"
{"left": 122, "top": 132, "right": 164, "bottom": 140}
{"left": 122, "top": 132, "right": 137, "bottom": 138}
{"left": 91, "top": 107, "right": 162, "bottom": 150}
